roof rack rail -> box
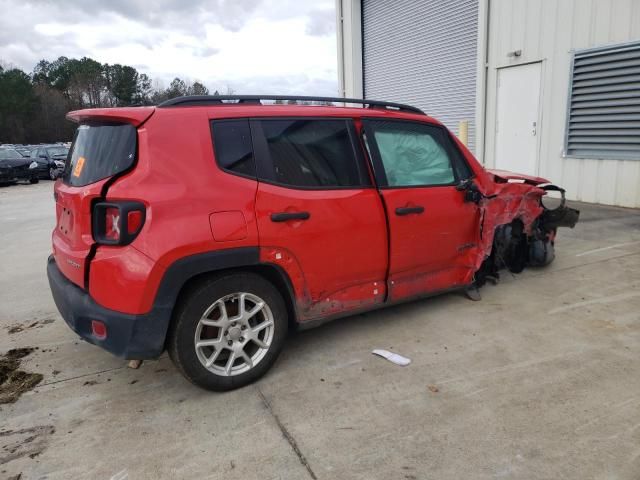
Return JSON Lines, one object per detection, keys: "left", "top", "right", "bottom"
{"left": 156, "top": 95, "right": 425, "bottom": 115}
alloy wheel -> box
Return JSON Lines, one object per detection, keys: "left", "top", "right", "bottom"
{"left": 194, "top": 292, "right": 274, "bottom": 377}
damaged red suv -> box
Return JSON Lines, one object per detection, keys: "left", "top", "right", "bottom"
{"left": 47, "top": 95, "right": 579, "bottom": 391}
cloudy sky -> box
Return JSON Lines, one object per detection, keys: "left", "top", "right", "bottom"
{"left": 0, "top": 0, "right": 338, "bottom": 95}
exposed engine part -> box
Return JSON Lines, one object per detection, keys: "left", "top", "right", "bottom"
{"left": 475, "top": 218, "right": 555, "bottom": 286}
{"left": 494, "top": 221, "right": 528, "bottom": 273}
{"left": 475, "top": 221, "right": 525, "bottom": 287}
{"left": 527, "top": 215, "right": 557, "bottom": 267}
{"left": 540, "top": 185, "right": 580, "bottom": 229}
{"left": 474, "top": 185, "right": 579, "bottom": 288}
{"left": 529, "top": 237, "right": 555, "bottom": 266}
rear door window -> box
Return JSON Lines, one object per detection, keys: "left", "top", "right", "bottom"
{"left": 64, "top": 123, "right": 137, "bottom": 187}
{"left": 211, "top": 119, "right": 256, "bottom": 178}
{"left": 253, "top": 119, "right": 370, "bottom": 188}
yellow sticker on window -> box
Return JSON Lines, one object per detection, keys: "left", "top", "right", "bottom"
{"left": 73, "top": 156, "right": 85, "bottom": 177}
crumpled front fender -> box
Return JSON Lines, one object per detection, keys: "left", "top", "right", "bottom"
{"left": 486, "top": 168, "right": 551, "bottom": 185}
{"left": 463, "top": 169, "right": 580, "bottom": 273}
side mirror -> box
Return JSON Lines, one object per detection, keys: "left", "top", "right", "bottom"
{"left": 455, "top": 179, "right": 473, "bottom": 191}
{"left": 456, "top": 179, "right": 483, "bottom": 204}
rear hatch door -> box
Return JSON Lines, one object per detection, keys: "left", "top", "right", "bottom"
{"left": 53, "top": 115, "right": 147, "bottom": 288}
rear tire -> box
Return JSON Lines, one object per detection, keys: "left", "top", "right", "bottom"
{"left": 167, "top": 272, "right": 288, "bottom": 391}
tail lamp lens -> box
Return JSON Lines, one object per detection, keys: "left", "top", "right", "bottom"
{"left": 93, "top": 201, "right": 145, "bottom": 245}
{"left": 104, "top": 207, "right": 120, "bottom": 241}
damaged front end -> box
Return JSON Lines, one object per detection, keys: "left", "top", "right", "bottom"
{"left": 470, "top": 172, "right": 579, "bottom": 288}
{"left": 528, "top": 185, "right": 580, "bottom": 267}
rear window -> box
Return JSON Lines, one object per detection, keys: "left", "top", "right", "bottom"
{"left": 0, "top": 149, "right": 23, "bottom": 160}
{"left": 64, "top": 123, "right": 136, "bottom": 187}
{"left": 47, "top": 147, "right": 69, "bottom": 157}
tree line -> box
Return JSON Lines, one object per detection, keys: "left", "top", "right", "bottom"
{"left": 0, "top": 56, "right": 213, "bottom": 144}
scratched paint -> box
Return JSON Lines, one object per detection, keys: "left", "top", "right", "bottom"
{"left": 261, "top": 168, "right": 565, "bottom": 323}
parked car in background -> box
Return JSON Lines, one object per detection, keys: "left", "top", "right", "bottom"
{"left": 14, "top": 145, "right": 34, "bottom": 157}
{"left": 0, "top": 148, "right": 39, "bottom": 184}
{"left": 47, "top": 95, "right": 579, "bottom": 392}
{"left": 30, "top": 145, "right": 69, "bottom": 180}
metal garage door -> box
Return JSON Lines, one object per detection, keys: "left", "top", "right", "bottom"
{"left": 363, "top": 0, "right": 478, "bottom": 152}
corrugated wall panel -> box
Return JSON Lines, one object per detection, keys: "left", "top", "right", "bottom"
{"left": 362, "top": 0, "right": 478, "bottom": 152}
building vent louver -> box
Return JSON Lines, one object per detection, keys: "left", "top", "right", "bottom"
{"left": 566, "top": 41, "right": 640, "bottom": 160}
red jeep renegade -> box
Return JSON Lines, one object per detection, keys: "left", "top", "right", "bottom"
{"left": 47, "top": 95, "right": 579, "bottom": 391}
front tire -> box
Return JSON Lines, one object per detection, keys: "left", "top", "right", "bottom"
{"left": 30, "top": 177, "right": 39, "bottom": 184}
{"left": 167, "top": 272, "right": 288, "bottom": 391}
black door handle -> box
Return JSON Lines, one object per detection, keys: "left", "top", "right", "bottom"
{"left": 395, "top": 206, "right": 424, "bottom": 216}
{"left": 271, "top": 211, "right": 311, "bottom": 222}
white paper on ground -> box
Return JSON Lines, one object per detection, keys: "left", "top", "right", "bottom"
{"left": 372, "top": 349, "right": 411, "bottom": 366}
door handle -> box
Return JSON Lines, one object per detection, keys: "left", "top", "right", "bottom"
{"left": 395, "top": 206, "right": 424, "bottom": 216}
{"left": 270, "top": 211, "right": 311, "bottom": 222}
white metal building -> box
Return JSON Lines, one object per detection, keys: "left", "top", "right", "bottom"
{"left": 337, "top": 0, "right": 640, "bottom": 207}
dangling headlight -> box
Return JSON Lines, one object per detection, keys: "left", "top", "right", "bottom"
{"left": 29, "top": 161, "right": 38, "bottom": 169}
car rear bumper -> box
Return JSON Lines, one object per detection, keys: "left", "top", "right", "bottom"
{"left": 37, "top": 165, "right": 50, "bottom": 178}
{"left": 0, "top": 167, "right": 37, "bottom": 182}
{"left": 47, "top": 255, "right": 168, "bottom": 359}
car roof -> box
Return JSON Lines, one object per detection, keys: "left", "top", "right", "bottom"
{"left": 67, "top": 96, "right": 446, "bottom": 128}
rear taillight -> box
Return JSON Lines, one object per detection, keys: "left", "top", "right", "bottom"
{"left": 93, "top": 201, "right": 146, "bottom": 245}
{"left": 104, "top": 207, "right": 120, "bottom": 241}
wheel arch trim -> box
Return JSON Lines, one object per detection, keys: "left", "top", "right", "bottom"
{"left": 153, "top": 247, "right": 299, "bottom": 353}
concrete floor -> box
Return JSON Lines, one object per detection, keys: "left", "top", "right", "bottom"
{"left": 1, "top": 181, "right": 639, "bottom": 480}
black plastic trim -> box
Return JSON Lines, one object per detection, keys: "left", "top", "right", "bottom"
{"left": 395, "top": 206, "right": 424, "bottom": 216}
{"left": 48, "top": 247, "right": 262, "bottom": 359}
{"left": 92, "top": 201, "right": 146, "bottom": 246}
{"left": 271, "top": 211, "right": 310, "bottom": 222}
{"left": 540, "top": 185, "right": 580, "bottom": 229}
{"left": 157, "top": 95, "right": 426, "bottom": 115}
